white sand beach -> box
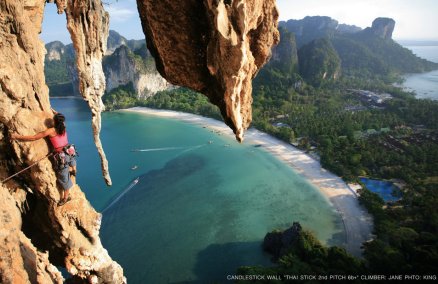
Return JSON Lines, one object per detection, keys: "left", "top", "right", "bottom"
{"left": 125, "top": 107, "right": 373, "bottom": 256}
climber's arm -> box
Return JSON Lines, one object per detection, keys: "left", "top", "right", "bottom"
{"left": 11, "top": 128, "right": 55, "bottom": 141}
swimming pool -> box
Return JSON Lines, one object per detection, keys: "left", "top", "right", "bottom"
{"left": 360, "top": 178, "right": 402, "bottom": 202}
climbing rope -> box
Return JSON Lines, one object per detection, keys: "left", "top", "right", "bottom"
{"left": 1, "top": 152, "right": 54, "bottom": 184}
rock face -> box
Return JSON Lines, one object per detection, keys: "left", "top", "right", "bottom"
{"left": 103, "top": 44, "right": 171, "bottom": 98}
{"left": 106, "top": 30, "right": 147, "bottom": 56}
{"left": 64, "top": 0, "right": 112, "bottom": 186}
{"left": 44, "top": 41, "right": 78, "bottom": 94}
{"left": 268, "top": 27, "right": 298, "bottom": 76}
{"left": 106, "top": 30, "right": 128, "bottom": 55}
{"left": 46, "top": 41, "right": 66, "bottom": 61}
{"left": 45, "top": 30, "right": 171, "bottom": 98}
{"left": 0, "top": 185, "right": 64, "bottom": 284}
{"left": 279, "top": 16, "right": 363, "bottom": 48}
{"left": 370, "top": 17, "right": 395, "bottom": 40}
{"left": 0, "top": 0, "right": 124, "bottom": 283}
{"left": 136, "top": 0, "right": 280, "bottom": 142}
{"left": 263, "top": 222, "right": 302, "bottom": 261}
{"left": 280, "top": 16, "right": 339, "bottom": 48}
{"left": 298, "top": 38, "right": 341, "bottom": 85}
{"left": 337, "top": 23, "right": 362, "bottom": 34}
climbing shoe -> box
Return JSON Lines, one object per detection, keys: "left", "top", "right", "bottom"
{"left": 58, "top": 196, "right": 71, "bottom": 206}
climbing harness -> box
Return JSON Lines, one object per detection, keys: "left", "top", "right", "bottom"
{"left": 53, "top": 144, "right": 79, "bottom": 170}
{"left": 1, "top": 152, "right": 54, "bottom": 184}
{"left": 1, "top": 144, "right": 78, "bottom": 184}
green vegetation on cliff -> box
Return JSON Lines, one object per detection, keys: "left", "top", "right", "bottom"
{"left": 332, "top": 33, "right": 437, "bottom": 82}
{"left": 103, "top": 85, "right": 222, "bottom": 119}
{"left": 298, "top": 38, "right": 341, "bottom": 85}
{"left": 266, "top": 27, "right": 299, "bottom": 76}
{"left": 143, "top": 88, "right": 222, "bottom": 120}
{"left": 103, "top": 43, "right": 156, "bottom": 75}
{"left": 44, "top": 41, "right": 72, "bottom": 86}
{"left": 103, "top": 83, "right": 138, "bottom": 110}
{"left": 45, "top": 57, "right": 70, "bottom": 85}
{"left": 238, "top": 229, "right": 365, "bottom": 281}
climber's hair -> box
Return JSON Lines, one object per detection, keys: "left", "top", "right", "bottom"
{"left": 53, "top": 113, "right": 66, "bottom": 135}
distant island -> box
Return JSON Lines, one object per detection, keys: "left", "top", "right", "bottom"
{"left": 46, "top": 16, "right": 438, "bottom": 276}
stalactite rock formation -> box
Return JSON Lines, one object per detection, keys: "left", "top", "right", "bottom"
{"left": 0, "top": 0, "right": 124, "bottom": 283}
{"left": 136, "top": 0, "right": 279, "bottom": 142}
{"left": 64, "top": 0, "right": 112, "bottom": 186}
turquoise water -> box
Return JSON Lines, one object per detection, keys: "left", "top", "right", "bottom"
{"left": 51, "top": 98, "right": 344, "bottom": 283}
{"left": 360, "top": 178, "right": 402, "bottom": 202}
{"left": 402, "top": 45, "right": 438, "bottom": 100}
{"left": 402, "top": 69, "right": 438, "bottom": 100}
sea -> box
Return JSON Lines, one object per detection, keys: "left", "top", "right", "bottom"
{"left": 401, "top": 44, "right": 438, "bottom": 100}
{"left": 50, "top": 99, "right": 344, "bottom": 283}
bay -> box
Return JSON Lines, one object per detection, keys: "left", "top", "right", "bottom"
{"left": 51, "top": 98, "right": 344, "bottom": 283}
{"left": 402, "top": 45, "right": 438, "bottom": 100}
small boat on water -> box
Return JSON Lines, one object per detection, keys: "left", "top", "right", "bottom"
{"left": 102, "top": 177, "right": 140, "bottom": 213}
{"left": 131, "top": 165, "right": 138, "bottom": 170}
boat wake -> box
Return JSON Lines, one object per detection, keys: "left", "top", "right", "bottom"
{"left": 102, "top": 177, "right": 139, "bottom": 213}
{"left": 131, "top": 146, "right": 187, "bottom": 152}
{"left": 103, "top": 144, "right": 208, "bottom": 213}
{"left": 131, "top": 144, "right": 206, "bottom": 153}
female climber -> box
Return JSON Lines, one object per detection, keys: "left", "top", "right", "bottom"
{"left": 11, "top": 108, "right": 77, "bottom": 206}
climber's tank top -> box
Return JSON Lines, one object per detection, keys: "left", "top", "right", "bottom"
{"left": 49, "top": 132, "right": 68, "bottom": 152}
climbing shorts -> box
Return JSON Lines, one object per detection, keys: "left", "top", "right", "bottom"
{"left": 55, "top": 154, "right": 76, "bottom": 190}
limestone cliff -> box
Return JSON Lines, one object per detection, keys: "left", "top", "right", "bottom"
{"left": 106, "top": 30, "right": 148, "bottom": 56}
{"left": 336, "top": 23, "right": 362, "bottom": 34}
{"left": 280, "top": 16, "right": 339, "bottom": 48}
{"left": 263, "top": 222, "right": 302, "bottom": 261}
{"left": 279, "top": 16, "right": 363, "bottom": 48}
{"left": 64, "top": 0, "right": 112, "bottom": 186}
{"left": 103, "top": 44, "right": 172, "bottom": 99}
{"left": 136, "top": 0, "right": 279, "bottom": 142}
{"left": 45, "top": 30, "right": 171, "bottom": 99}
{"left": 44, "top": 41, "right": 78, "bottom": 95}
{"left": 106, "top": 30, "right": 128, "bottom": 55}
{"left": 267, "top": 27, "right": 299, "bottom": 76}
{"left": 298, "top": 38, "right": 341, "bottom": 85}
{"left": 0, "top": 184, "right": 64, "bottom": 284}
{"left": 369, "top": 17, "right": 395, "bottom": 40}
{"left": 0, "top": 0, "right": 124, "bottom": 283}
{"left": 46, "top": 41, "right": 66, "bottom": 61}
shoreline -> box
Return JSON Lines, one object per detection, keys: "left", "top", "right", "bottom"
{"left": 124, "top": 107, "right": 373, "bottom": 257}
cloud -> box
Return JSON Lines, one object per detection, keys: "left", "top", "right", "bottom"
{"left": 106, "top": 6, "right": 137, "bottom": 22}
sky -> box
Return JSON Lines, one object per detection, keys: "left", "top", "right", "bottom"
{"left": 41, "top": 0, "right": 438, "bottom": 44}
